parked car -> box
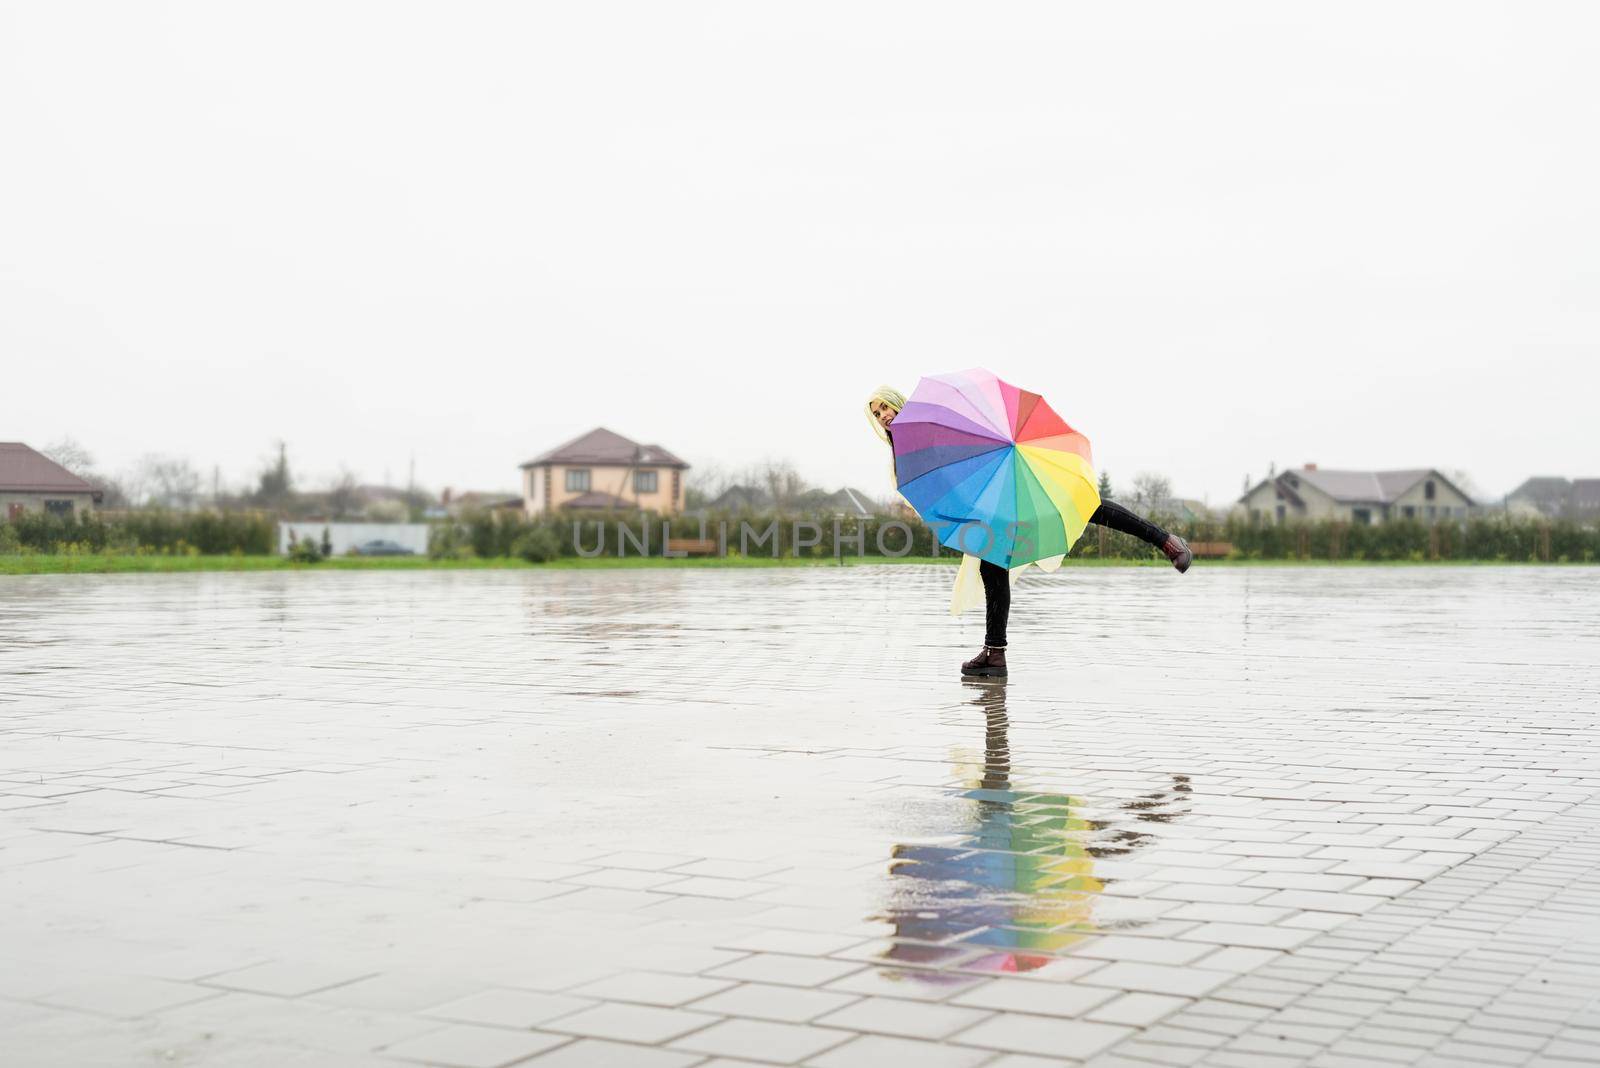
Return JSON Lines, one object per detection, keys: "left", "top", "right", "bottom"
{"left": 351, "top": 539, "right": 415, "bottom": 556}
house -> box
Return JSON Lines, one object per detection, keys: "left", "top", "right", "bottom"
{"left": 699, "top": 484, "right": 881, "bottom": 517}
{"left": 1576, "top": 480, "right": 1600, "bottom": 521}
{"left": 704, "top": 484, "right": 773, "bottom": 512}
{"left": 1237, "top": 465, "right": 1473, "bottom": 525}
{"left": 1505, "top": 477, "right": 1572, "bottom": 519}
{"left": 1, "top": 442, "right": 103, "bottom": 520}
{"left": 1506, "top": 477, "right": 1600, "bottom": 521}
{"left": 791, "top": 487, "right": 880, "bottom": 518}
{"left": 439, "top": 488, "right": 524, "bottom": 518}
{"left": 520, "top": 427, "right": 688, "bottom": 516}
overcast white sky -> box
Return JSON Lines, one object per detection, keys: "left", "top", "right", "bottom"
{"left": 3, "top": 1, "right": 1597, "bottom": 505}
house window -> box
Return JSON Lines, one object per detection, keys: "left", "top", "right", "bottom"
{"left": 634, "top": 470, "right": 658, "bottom": 494}
{"left": 44, "top": 499, "right": 74, "bottom": 517}
{"left": 1427, "top": 505, "right": 1436, "bottom": 519}
{"left": 1275, "top": 504, "right": 1286, "bottom": 523}
{"left": 565, "top": 469, "right": 591, "bottom": 493}
{"left": 1352, "top": 508, "right": 1372, "bottom": 525}
{"left": 1403, "top": 505, "right": 1415, "bottom": 519}
{"left": 1425, "top": 480, "right": 1436, "bottom": 500}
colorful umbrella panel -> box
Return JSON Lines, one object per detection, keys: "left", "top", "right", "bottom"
{"left": 891, "top": 368, "right": 1100, "bottom": 568}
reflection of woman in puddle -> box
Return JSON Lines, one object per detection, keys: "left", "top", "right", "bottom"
{"left": 866, "top": 386, "right": 1191, "bottom": 679}
{"left": 875, "top": 680, "right": 1191, "bottom": 979}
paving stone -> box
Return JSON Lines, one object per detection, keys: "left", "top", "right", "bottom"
{"left": 37, "top": 976, "right": 223, "bottom": 1017}
{"left": 421, "top": 988, "right": 595, "bottom": 1028}
{"left": 1070, "top": 935, "right": 1217, "bottom": 965}
{"left": 1079, "top": 963, "right": 1236, "bottom": 998}
{"left": 203, "top": 960, "right": 379, "bottom": 998}
{"left": 813, "top": 995, "right": 991, "bottom": 1038}
{"left": 1086, "top": 992, "right": 1190, "bottom": 1027}
{"left": 803, "top": 1033, "right": 994, "bottom": 1067}
{"left": 687, "top": 982, "right": 860, "bottom": 1022}
{"left": 950, "top": 978, "right": 1118, "bottom": 1017}
{"left": 668, "top": 1017, "right": 853, "bottom": 1062}
{"left": 951, "top": 1013, "right": 1135, "bottom": 1058}
{"left": 378, "top": 1024, "right": 571, "bottom": 1067}
{"left": 543, "top": 1002, "right": 720, "bottom": 1043}
{"left": 568, "top": 970, "right": 735, "bottom": 1006}
{"left": 708, "top": 953, "right": 865, "bottom": 988}
{"left": 522, "top": 1038, "right": 704, "bottom": 1066}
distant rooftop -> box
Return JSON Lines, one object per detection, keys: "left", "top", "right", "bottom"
{"left": 521, "top": 427, "right": 688, "bottom": 470}
{"left": 0, "top": 442, "right": 100, "bottom": 495}
{"left": 1250, "top": 466, "right": 1472, "bottom": 506}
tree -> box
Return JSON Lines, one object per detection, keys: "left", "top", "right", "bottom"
{"left": 42, "top": 437, "right": 130, "bottom": 507}
{"left": 129, "top": 454, "right": 204, "bottom": 510}
{"left": 757, "top": 459, "right": 808, "bottom": 511}
{"left": 685, "top": 463, "right": 736, "bottom": 509}
{"left": 1097, "top": 471, "right": 1113, "bottom": 501}
{"left": 255, "top": 441, "right": 293, "bottom": 508}
{"left": 1129, "top": 472, "right": 1173, "bottom": 510}
{"left": 326, "top": 469, "right": 361, "bottom": 519}
{"left": 1448, "top": 469, "right": 1485, "bottom": 507}
{"left": 42, "top": 437, "right": 95, "bottom": 474}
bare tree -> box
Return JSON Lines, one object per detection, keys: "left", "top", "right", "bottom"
{"left": 42, "top": 437, "right": 95, "bottom": 474}
{"left": 1129, "top": 472, "right": 1173, "bottom": 510}
{"left": 1448, "top": 469, "right": 1485, "bottom": 506}
{"left": 326, "top": 468, "right": 362, "bottom": 519}
{"left": 42, "top": 437, "right": 130, "bottom": 507}
{"left": 756, "top": 459, "right": 808, "bottom": 511}
{"left": 128, "top": 454, "right": 204, "bottom": 510}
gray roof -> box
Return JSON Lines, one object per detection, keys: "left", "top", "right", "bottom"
{"left": 1509, "top": 477, "right": 1572, "bottom": 498}
{"left": 1239, "top": 467, "right": 1474, "bottom": 507}
{"left": 1290, "top": 468, "right": 1422, "bottom": 503}
{"left": 1572, "top": 479, "right": 1600, "bottom": 511}
{"left": 522, "top": 428, "right": 688, "bottom": 470}
{"left": 0, "top": 442, "right": 99, "bottom": 495}
{"left": 706, "top": 484, "right": 773, "bottom": 511}
{"left": 1278, "top": 467, "right": 1471, "bottom": 506}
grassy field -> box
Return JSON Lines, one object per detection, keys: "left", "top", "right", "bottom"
{"left": 0, "top": 553, "right": 966, "bottom": 575}
{"left": 2, "top": 553, "right": 1587, "bottom": 575}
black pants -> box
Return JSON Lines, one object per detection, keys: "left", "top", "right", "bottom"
{"left": 980, "top": 501, "right": 1170, "bottom": 648}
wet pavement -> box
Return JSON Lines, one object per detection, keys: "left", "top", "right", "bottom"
{"left": 1, "top": 564, "right": 1598, "bottom": 1068}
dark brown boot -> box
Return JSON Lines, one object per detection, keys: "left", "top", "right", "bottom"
{"left": 1161, "top": 534, "right": 1192, "bottom": 573}
{"left": 961, "top": 646, "right": 1008, "bottom": 678}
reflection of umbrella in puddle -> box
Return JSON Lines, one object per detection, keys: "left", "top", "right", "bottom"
{"left": 874, "top": 679, "right": 1191, "bottom": 979}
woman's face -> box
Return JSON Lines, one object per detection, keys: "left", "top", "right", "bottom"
{"left": 869, "top": 400, "right": 898, "bottom": 431}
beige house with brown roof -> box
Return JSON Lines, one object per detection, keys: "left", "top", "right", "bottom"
{"left": 520, "top": 428, "right": 689, "bottom": 516}
{"left": 1238, "top": 465, "right": 1473, "bottom": 525}
{"left": 1, "top": 442, "right": 103, "bottom": 520}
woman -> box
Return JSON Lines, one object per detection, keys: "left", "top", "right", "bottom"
{"left": 867, "top": 385, "right": 1191, "bottom": 679}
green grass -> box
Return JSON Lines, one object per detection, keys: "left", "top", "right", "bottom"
{"left": 3, "top": 553, "right": 1588, "bottom": 576}
{"left": 0, "top": 553, "right": 965, "bottom": 575}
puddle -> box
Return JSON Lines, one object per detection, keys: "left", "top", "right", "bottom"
{"left": 874, "top": 679, "right": 1192, "bottom": 979}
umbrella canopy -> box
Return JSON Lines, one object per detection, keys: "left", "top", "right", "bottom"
{"left": 891, "top": 368, "right": 1100, "bottom": 568}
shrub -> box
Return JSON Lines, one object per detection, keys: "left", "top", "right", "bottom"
{"left": 511, "top": 527, "right": 562, "bottom": 563}
{"left": 285, "top": 537, "right": 325, "bottom": 563}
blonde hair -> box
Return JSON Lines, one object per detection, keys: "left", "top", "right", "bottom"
{"left": 865, "top": 385, "right": 908, "bottom": 443}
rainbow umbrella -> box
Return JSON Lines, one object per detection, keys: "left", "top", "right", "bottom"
{"left": 891, "top": 368, "right": 1099, "bottom": 567}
